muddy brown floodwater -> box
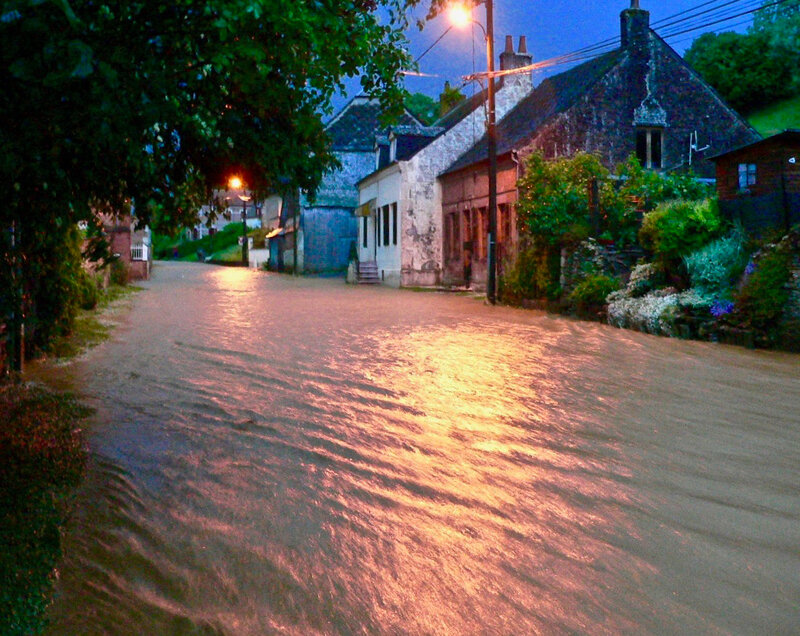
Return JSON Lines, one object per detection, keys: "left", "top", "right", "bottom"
{"left": 40, "top": 261, "right": 799, "bottom": 635}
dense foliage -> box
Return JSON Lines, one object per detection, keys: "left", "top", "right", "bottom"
{"left": 516, "top": 152, "right": 712, "bottom": 249}
{"left": 638, "top": 199, "right": 724, "bottom": 266}
{"left": 683, "top": 230, "right": 747, "bottom": 295}
{"left": 568, "top": 274, "right": 620, "bottom": 311}
{"left": 405, "top": 92, "right": 439, "bottom": 125}
{"left": 735, "top": 247, "right": 793, "bottom": 332}
{"left": 684, "top": 1, "right": 800, "bottom": 113}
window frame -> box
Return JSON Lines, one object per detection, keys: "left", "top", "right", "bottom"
{"left": 636, "top": 127, "right": 664, "bottom": 170}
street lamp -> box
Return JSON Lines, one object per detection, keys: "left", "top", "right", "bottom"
{"left": 450, "top": 0, "right": 498, "bottom": 304}
{"left": 229, "top": 176, "right": 251, "bottom": 267}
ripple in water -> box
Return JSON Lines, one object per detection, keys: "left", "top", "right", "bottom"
{"left": 43, "top": 263, "right": 800, "bottom": 635}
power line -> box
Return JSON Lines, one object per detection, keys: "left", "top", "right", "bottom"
{"left": 460, "top": 0, "right": 792, "bottom": 82}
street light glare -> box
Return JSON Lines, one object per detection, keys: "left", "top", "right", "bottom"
{"left": 229, "top": 176, "right": 243, "bottom": 190}
{"left": 448, "top": 4, "right": 472, "bottom": 28}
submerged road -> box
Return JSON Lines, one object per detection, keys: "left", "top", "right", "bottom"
{"left": 44, "top": 261, "right": 800, "bottom": 634}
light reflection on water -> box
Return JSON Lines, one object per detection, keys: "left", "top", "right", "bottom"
{"left": 43, "top": 262, "right": 800, "bottom": 635}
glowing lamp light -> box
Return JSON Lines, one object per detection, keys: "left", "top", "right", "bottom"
{"left": 228, "top": 176, "right": 243, "bottom": 190}
{"left": 448, "top": 4, "right": 472, "bottom": 28}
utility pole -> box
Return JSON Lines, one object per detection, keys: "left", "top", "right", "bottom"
{"left": 486, "top": 0, "right": 498, "bottom": 304}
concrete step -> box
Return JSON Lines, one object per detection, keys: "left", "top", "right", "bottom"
{"left": 357, "top": 261, "right": 381, "bottom": 284}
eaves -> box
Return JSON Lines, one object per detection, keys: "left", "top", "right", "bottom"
{"left": 357, "top": 161, "right": 402, "bottom": 189}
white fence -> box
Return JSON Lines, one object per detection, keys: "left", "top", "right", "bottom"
{"left": 131, "top": 244, "right": 149, "bottom": 261}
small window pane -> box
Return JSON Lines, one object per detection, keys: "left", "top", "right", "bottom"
{"left": 383, "top": 205, "right": 390, "bottom": 246}
{"left": 392, "top": 203, "right": 398, "bottom": 245}
{"left": 651, "top": 130, "right": 662, "bottom": 168}
{"left": 636, "top": 130, "right": 648, "bottom": 167}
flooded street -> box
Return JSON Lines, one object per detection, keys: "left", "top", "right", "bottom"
{"left": 43, "top": 261, "right": 799, "bottom": 635}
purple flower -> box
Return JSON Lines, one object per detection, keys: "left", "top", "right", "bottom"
{"left": 710, "top": 299, "right": 734, "bottom": 317}
{"left": 744, "top": 261, "right": 756, "bottom": 275}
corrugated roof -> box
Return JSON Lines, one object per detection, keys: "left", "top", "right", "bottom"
{"left": 442, "top": 50, "right": 621, "bottom": 175}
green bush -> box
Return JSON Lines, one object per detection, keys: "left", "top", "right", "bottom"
{"left": 735, "top": 248, "right": 792, "bottom": 331}
{"left": 639, "top": 198, "right": 724, "bottom": 263}
{"left": 569, "top": 274, "right": 620, "bottom": 309}
{"left": 76, "top": 269, "right": 101, "bottom": 310}
{"left": 499, "top": 243, "right": 539, "bottom": 303}
{"left": 683, "top": 229, "right": 747, "bottom": 294}
{"left": 109, "top": 258, "right": 129, "bottom": 286}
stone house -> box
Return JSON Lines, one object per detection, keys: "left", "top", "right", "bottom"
{"left": 710, "top": 129, "right": 800, "bottom": 235}
{"left": 439, "top": 1, "right": 760, "bottom": 289}
{"left": 355, "top": 36, "right": 533, "bottom": 287}
{"left": 269, "top": 96, "right": 421, "bottom": 274}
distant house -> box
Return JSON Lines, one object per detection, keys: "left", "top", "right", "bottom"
{"left": 355, "top": 36, "right": 533, "bottom": 287}
{"left": 105, "top": 214, "right": 152, "bottom": 281}
{"left": 710, "top": 129, "right": 800, "bottom": 235}
{"left": 439, "top": 1, "right": 760, "bottom": 289}
{"left": 269, "top": 96, "right": 421, "bottom": 274}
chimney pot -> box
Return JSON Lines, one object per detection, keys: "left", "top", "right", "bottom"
{"left": 518, "top": 35, "right": 528, "bottom": 54}
{"left": 631, "top": 0, "right": 640, "bottom": 7}
{"left": 504, "top": 35, "right": 513, "bottom": 53}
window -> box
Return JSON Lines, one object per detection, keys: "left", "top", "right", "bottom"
{"left": 382, "top": 205, "right": 390, "bottom": 247}
{"left": 376, "top": 208, "right": 381, "bottom": 246}
{"left": 463, "top": 210, "right": 472, "bottom": 252}
{"left": 362, "top": 216, "right": 368, "bottom": 248}
{"left": 636, "top": 127, "right": 663, "bottom": 169}
{"left": 738, "top": 163, "right": 757, "bottom": 190}
{"left": 500, "top": 203, "right": 511, "bottom": 245}
{"left": 391, "top": 203, "right": 398, "bottom": 245}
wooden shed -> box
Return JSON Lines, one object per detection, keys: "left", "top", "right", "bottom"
{"left": 710, "top": 130, "right": 800, "bottom": 235}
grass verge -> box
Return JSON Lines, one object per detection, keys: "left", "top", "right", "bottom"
{"left": 0, "top": 385, "right": 90, "bottom": 635}
{"left": 48, "top": 284, "right": 140, "bottom": 360}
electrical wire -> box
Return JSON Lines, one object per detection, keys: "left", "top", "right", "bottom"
{"left": 460, "top": 0, "right": 796, "bottom": 82}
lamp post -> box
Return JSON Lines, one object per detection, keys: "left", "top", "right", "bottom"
{"left": 450, "top": 0, "right": 497, "bottom": 304}
{"left": 229, "top": 176, "right": 251, "bottom": 267}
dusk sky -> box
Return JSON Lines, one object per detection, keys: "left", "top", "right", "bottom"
{"left": 337, "top": 0, "right": 758, "bottom": 109}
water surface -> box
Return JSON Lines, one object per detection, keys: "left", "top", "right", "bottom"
{"left": 44, "top": 262, "right": 800, "bottom": 634}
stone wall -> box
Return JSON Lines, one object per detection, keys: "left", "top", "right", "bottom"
{"left": 519, "top": 31, "right": 758, "bottom": 178}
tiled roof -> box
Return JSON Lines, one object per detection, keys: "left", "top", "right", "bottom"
{"left": 325, "top": 97, "right": 420, "bottom": 152}
{"left": 442, "top": 50, "right": 621, "bottom": 175}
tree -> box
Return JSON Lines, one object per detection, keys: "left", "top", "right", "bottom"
{"left": 438, "top": 81, "right": 465, "bottom": 117}
{"left": 405, "top": 92, "right": 438, "bottom": 125}
{"left": 1, "top": 0, "right": 439, "bottom": 364}
{"left": 684, "top": 30, "right": 794, "bottom": 114}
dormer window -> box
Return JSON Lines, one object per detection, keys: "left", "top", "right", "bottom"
{"left": 390, "top": 136, "right": 397, "bottom": 163}
{"left": 636, "top": 127, "right": 663, "bottom": 169}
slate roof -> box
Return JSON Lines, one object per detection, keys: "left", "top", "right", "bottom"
{"left": 394, "top": 126, "right": 444, "bottom": 161}
{"left": 325, "top": 96, "right": 420, "bottom": 152}
{"left": 441, "top": 50, "right": 622, "bottom": 175}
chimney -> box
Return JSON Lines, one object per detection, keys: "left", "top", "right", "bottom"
{"left": 620, "top": 1, "right": 650, "bottom": 49}
{"left": 500, "top": 35, "right": 532, "bottom": 71}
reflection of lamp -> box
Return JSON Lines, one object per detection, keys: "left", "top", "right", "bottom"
{"left": 229, "top": 176, "right": 251, "bottom": 266}
{"left": 450, "top": 0, "right": 497, "bottom": 303}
